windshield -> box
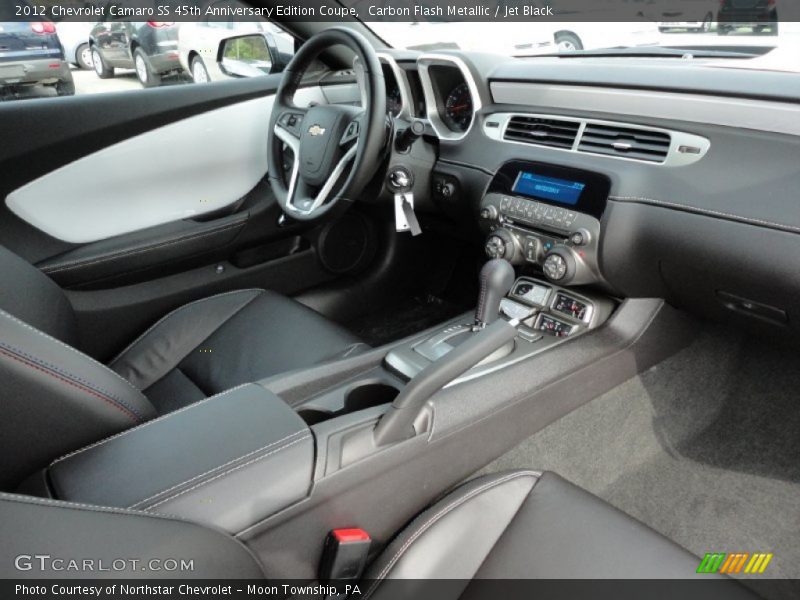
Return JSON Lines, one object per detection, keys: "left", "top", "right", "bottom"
{"left": 353, "top": 0, "right": 800, "bottom": 72}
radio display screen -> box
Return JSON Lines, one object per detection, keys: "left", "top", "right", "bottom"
{"left": 512, "top": 171, "right": 586, "bottom": 206}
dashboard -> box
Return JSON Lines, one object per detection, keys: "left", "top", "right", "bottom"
{"left": 374, "top": 47, "right": 800, "bottom": 339}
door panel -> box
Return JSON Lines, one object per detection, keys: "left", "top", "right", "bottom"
{"left": 7, "top": 96, "right": 273, "bottom": 243}
{"left": 0, "top": 76, "right": 283, "bottom": 263}
{"left": 0, "top": 68, "right": 367, "bottom": 357}
{"left": 0, "top": 76, "right": 335, "bottom": 263}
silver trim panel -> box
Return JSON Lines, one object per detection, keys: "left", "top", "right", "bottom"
{"left": 274, "top": 125, "right": 357, "bottom": 217}
{"left": 417, "top": 54, "right": 483, "bottom": 141}
{"left": 377, "top": 52, "right": 414, "bottom": 122}
{"left": 483, "top": 112, "right": 710, "bottom": 167}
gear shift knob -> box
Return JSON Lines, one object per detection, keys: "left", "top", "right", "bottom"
{"left": 475, "top": 259, "right": 516, "bottom": 327}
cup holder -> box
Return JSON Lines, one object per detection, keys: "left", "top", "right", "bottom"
{"left": 296, "top": 408, "right": 335, "bottom": 426}
{"left": 297, "top": 382, "right": 400, "bottom": 426}
{"left": 344, "top": 383, "right": 399, "bottom": 412}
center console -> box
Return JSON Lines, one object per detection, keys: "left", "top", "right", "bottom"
{"left": 385, "top": 271, "right": 615, "bottom": 383}
{"left": 479, "top": 160, "right": 610, "bottom": 286}
{"left": 35, "top": 261, "right": 692, "bottom": 583}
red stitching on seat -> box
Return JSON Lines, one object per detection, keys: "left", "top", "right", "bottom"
{"left": 0, "top": 348, "right": 140, "bottom": 423}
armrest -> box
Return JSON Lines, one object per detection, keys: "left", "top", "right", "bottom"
{"left": 47, "top": 384, "right": 313, "bottom": 534}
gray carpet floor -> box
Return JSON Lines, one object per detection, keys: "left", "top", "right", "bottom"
{"left": 481, "top": 325, "right": 800, "bottom": 597}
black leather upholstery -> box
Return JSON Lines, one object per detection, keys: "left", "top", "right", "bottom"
{"left": 48, "top": 384, "right": 314, "bottom": 534}
{"left": 0, "top": 493, "right": 264, "bottom": 579}
{"left": 0, "top": 469, "right": 761, "bottom": 590}
{"left": 363, "top": 471, "right": 756, "bottom": 599}
{"left": 0, "top": 245, "right": 77, "bottom": 345}
{"left": 0, "top": 308, "right": 157, "bottom": 489}
{"left": 0, "top": 246, "right": 364, "bottom": 489}
{"left": 109, "top": 288, "right": 366, "bottom": 412}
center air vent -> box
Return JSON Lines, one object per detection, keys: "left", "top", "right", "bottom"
{"left": 504, "top": 116, "right": 580, "bottom": 150}
{"left": 578, "top": 124, "right": 671, "bottom": 163}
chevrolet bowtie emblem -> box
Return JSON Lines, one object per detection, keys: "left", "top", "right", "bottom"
{"left": 307, "top": 125, "right": 326, "bottom": 136}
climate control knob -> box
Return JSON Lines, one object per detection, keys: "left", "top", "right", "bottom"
{"left": 485, "top": 235, "right": 506, "bottom": 259}
{"left": 542, "top": 247, "right": 577, "bottom": 283}
{"left": 543, "top": 254, "right": 567, "bottom": 280}
{"left": 484, "top": 228, "right": 517, "bottom": 262}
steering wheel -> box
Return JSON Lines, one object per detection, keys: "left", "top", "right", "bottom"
{"left": 267, "top": 27, "right": 387, "bottom": 221}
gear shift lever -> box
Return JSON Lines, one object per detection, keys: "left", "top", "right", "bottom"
{"left": 475, "top": 259, "right": 516, "bottom": 327}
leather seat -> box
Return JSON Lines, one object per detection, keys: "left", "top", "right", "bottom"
{"left": 107, "top": 288, "right": 366, "bottom": 413}
{"left": 0, "top": 470, "right": 755, "bottom": 596}
{"left": 0, "top": 246, "right": 364, "bottom": 488}
{"left": 365, "top": 471, "right": 714, "bottom": 583}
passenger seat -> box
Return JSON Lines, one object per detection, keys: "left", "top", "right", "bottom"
{"left": 0, "top": 470, "right": 756, "bottom": 596}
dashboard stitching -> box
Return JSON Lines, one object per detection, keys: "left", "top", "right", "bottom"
{"left": 609, "top": 196, "right": 800, "bottom": 234}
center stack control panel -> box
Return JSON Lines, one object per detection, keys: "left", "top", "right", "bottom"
{"left": 479, "top": 161, "right": 610, "bottom": 286}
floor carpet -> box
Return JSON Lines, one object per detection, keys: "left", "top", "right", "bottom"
{"left": 481, "top": 325, "right": 800, "bottom": 598}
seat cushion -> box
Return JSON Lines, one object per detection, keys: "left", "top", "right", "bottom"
{"left": 109, "top": 289, "right": 366, "bottom": 413}
{"left": 0, "top": 493, "right": 265, "bottom": 578}
{"left": 364, "top": 471, "right": 756, "bottom": 599}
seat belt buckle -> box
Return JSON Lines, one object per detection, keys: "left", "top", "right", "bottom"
{"left": 319, "top": 528, "right": 371, "bottom": 587}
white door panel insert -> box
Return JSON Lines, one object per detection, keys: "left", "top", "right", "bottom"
{"left": 7, "top": 96, "right": 273, "bottom": 243}
{"left": 6, "top": 85, "right": 339, "bottom": 244}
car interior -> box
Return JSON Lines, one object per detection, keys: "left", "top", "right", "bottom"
{"left": 1, "top": 13, "right": 799, "bottom": 599}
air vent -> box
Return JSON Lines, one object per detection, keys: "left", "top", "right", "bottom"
{"left": 504, "top": 116, "right": 580, "bottom": 150}
{"left": 578, "top": 124, "right": 671, "bottom": 163}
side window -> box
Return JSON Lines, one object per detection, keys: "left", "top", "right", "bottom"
{"left": 0, "top": 1, "right": 295, "bottom": 104}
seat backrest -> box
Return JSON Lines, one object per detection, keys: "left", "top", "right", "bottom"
{"left": 0, "top": 246, "right": 78, "bottom": 346}
{"left": 0, "top": 247, "right": 156, "bottom": 490}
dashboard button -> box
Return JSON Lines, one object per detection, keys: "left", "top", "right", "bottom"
{"left": 480, "top": 206, "right": 499, "bottom": 220}
{"left": 525, "top": 237, "right": 540, "bottom": 262}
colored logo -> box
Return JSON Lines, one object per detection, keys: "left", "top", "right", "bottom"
{"left": 697, "top": 552, "right": 773, "bottom": 575}
{"left": 307, "top": 125, "right": 326, "bottom": 137}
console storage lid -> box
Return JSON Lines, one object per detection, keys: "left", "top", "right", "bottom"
{"left": 47, "top": 383, "right": 313, "bottom": 534}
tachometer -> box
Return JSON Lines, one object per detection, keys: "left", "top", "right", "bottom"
{"left": 443, "top": 82, "right": 473, "bottom": 132}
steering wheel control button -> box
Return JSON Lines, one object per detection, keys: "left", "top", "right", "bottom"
{"left": 340, "top": 120, "right": 359, "bottom": 145}
{"left": 280, "top": 112, "right": 304, "bottom": 136}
